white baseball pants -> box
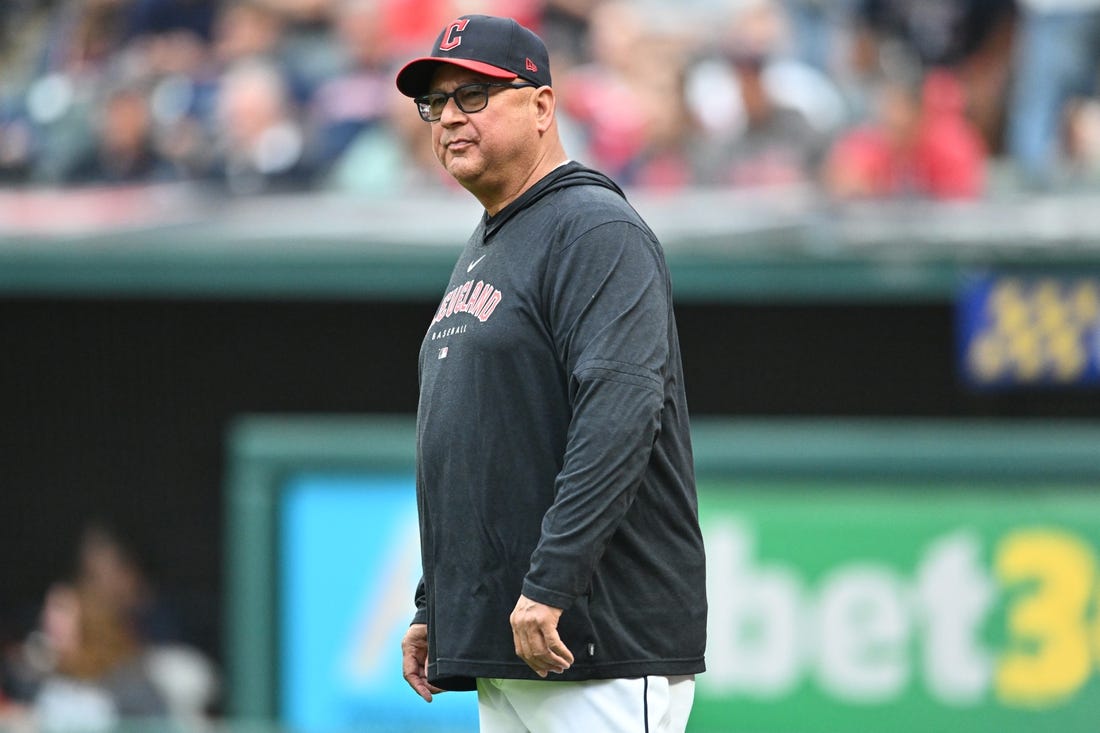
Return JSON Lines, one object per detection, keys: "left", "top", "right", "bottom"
{"left": 476, "top": 674, "right": 696, "bottom": 733}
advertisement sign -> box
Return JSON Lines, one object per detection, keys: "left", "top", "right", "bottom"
{"left": 957, "top": 274, "right": 1100, "bottom": 386}
{"left": 695, "top": 481, "right": 1100, "bottom": 733}
{"left": 274, "top": 470, "right": 1100, "bottom": 733}
{"left": 279, "top": 473, "right": 479, "bottom": 732}
{"left": 227, "top": 417, "right": 1100, "bottom": 731}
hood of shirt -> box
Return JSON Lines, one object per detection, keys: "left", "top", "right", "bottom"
{"left": 483, "top": 161, "right": 626, "bottom": 242}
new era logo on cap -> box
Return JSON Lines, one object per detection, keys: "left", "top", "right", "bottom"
{"left": 395, "top": 14, "right": 551, "bottom": 98}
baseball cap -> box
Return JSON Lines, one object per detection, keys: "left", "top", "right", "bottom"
{"left": 395, "top": 15, "right": 551, "bottom": 98}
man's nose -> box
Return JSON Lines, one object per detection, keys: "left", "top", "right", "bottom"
{"left": 439, "top": 95, "right": 467, "bottom": 124}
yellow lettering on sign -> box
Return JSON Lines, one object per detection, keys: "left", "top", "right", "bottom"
{"left": 994, "top": 530, "right": 1096, "bottom": 707}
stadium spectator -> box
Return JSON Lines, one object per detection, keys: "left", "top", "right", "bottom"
{"left": 64, "top": 78, "right": 179, "bottom": 184}
{"left": 779, "top": 0, "right": 859, "bottom": 74}
{"left": 71, "top": 522, "right": 181, "bottom": 647}
{"left": 686, "top": 0, "right": 828, "bottom": 188}
{"left": 5, "top": 0, "right": 1100, "bottom": 198}
{"left": 32, "top": 581, "right": 166, "bottom": 730}
{"left": 823, "top": 66, "right": 986, "bottom": 200}
{"left": 557, "top": 0, "right": 658, "bottom": 180}
{"left": 143, "top": 0, "right": 324, "bottom": 185}
{"left": 19, "top": 0, "right": 135, "bottom": 183}
{"left": 1, "top": 522, "right": 219, "bottom": 729}
{"left": 322, "top": 80, "right": 457, "bottom": 193}
{"left": 73, "top": 522, "right": 220, "bottom": 722}
{"left": 621, "top": 60, "right": 699, "bottom": 190}
{"left": 304, "top": 0, "right": 393, "bottom": 173}
{"left": 211, "top": 0, "right": 283, "bottom": 64}
{"left": 0, "top": 106, "right": 35, "bottom": 184}
{"left": 211, "top": 0, "right": 305, "bottom": 101}
{"left": 0, "top": 0, "right": 47, "bottom": 182}
{"left": 1005, "top": 0, "right": 1100, "bottom": 189}
{"left": 1, "top": 529, "right": 170, "bottom": 729}
{"left": 850, "top": 0, "right": 1016, "bottom": 152}
{"left": 248, "top": 0, "right": 347, "bottom": 105}
{"left": 1063, "top": 96, "right": 1100, "bottom": 187}
{"left": 209, "top": 57, "right": 312, "bottom": 194}
{"left": 35, "top": 0, "right": 132, "bottom": 75}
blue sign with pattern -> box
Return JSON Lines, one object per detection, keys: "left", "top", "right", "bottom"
{"left": 280, "top": 473, "right": 479, "bottom": 732}
{"left": 957, "top": 274, "right": 1100, "bottom": 387}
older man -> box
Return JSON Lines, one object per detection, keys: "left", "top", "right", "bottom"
{"left": 395, "top": 15, "right": 707, "bottom": 733}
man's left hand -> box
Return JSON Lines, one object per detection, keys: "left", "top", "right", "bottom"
{"left": 510, "top": 594, "right": 575, "bottom": 677}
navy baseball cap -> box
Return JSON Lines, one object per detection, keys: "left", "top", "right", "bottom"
{"left": 395, "top": 15, "right": 551, "bottom": 98}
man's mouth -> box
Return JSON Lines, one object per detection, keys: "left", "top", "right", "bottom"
{"left": 446, "top": 138, "right": 474, "bottom": 151}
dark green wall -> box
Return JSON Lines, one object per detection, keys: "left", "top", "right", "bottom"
{"left": 1, "top": 294, "right": 1098, "bottom": 663}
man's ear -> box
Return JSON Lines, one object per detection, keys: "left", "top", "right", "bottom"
{"left": 534, "top": 87, "right": 556, "bottom": 133}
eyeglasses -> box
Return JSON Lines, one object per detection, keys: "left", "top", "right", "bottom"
{"left": 414, "top": 81, "right": 539, "bottom": 122}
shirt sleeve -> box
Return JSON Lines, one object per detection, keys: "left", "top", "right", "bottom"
{"left": 521, "top": 218, "right": 670, "bottom": 609}
{"left": 412, "top": 575, "right": 428, "bottom": 625}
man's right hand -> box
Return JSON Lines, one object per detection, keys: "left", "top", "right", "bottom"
{"left": 401, "top": 623, "right": 444, "bottom": 702}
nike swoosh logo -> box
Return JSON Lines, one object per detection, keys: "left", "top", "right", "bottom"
{"left": 467, "top": 254, "right": 487, "bottom": 273}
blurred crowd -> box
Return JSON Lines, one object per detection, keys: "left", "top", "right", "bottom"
{"left": 0, "top": 0, "right": 1098, "bottom": 200}
{"left": 0, "top": 522, "right": 218, "bottom": 730}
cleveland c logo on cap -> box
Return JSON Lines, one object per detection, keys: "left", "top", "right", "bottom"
{"left": 439, "top": 18, "right": 469, "bottom": 51}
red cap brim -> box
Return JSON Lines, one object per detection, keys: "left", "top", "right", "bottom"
{"left": 395, "top": 57, "right": 518, "bottom": 97}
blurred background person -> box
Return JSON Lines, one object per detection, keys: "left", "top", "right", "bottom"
{"left": 73, "top": 522, "right": 220, "bottom": 726}
{"left": 321, "top": 82, "right": 457, "bottom": 194}
{"left": 622, "top": 59, "right": 701, "bottom": 191}
{"left": 557, "top": 0, "right": 659, "bottom": 181}
{"left": 686, "top": 0, "right": 835, "bottom": 189}
{"left": 71, "top": 523, "right": 179, "bottom": 647}
{"left": 3, "top": 527, "right": 168, "bottom": 731}
{"left": 20, "top": 0, "right": 134, "bottom": 184}
{"left": 35, "top": 0, "right": 133, "bottom": 76}
{"left": 779, "top": 0, "right": 859, "bottom": 74}
{"left": 248, "top": 0, "right": 341, "bottom": 99}
{"left": 208, "top": 56, "right": 312, "bottom": 194}
{"left": 0, "top": 103, "right": 36, "bottom": 184}
{"left": 848, "top": 0, "right": 1016, "bottom": 158}
{"left": 0, "top": 0, "right": 53, "bottom": 184}
{"left": 33, "top": 581, "right": 166, "bottom": 731}
{"left": 64, "top": 77, "right": 180, "bottom": 184}
{"left": 1005, "top": 0, "right": 1100, "bottom": 190}
{"left": 0, "top": 0, "right": 1098, "bottom": 197}
{"left": 304, "top": 0, "right": 394, "bottom": 178}
{"left": 823, "top": 63, "right": 987, "bottom": 200}
{"left": 1, "top": 522, "right": 218, "bottom": 730}
{"left": 1062, "top": 95, "right": 1100, "bottom": 188}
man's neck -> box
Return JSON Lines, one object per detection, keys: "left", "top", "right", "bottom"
{"left": 479, "top": 155, "right": 567, "bottom": 215}
{"left": 480, "top": 147, "right": 569, "bottom": 216}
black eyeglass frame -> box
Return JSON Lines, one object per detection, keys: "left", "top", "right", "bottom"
{"left": 414, "top": 81, "right": 540, "bottom": 122}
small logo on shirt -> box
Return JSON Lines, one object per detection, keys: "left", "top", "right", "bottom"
{"left": 467, "top": 254, "right": 487, "bottom": 273}
{"left": 438, "top": 347, "right": 448, "bottom": 359}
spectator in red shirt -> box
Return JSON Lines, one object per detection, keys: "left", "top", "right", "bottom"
{"left": 824, "top": 67, "right": 986, "bottom": 200}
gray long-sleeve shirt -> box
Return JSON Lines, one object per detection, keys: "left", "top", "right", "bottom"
{"left": 414, "top": 162, "right": 707, "bottom": 690}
